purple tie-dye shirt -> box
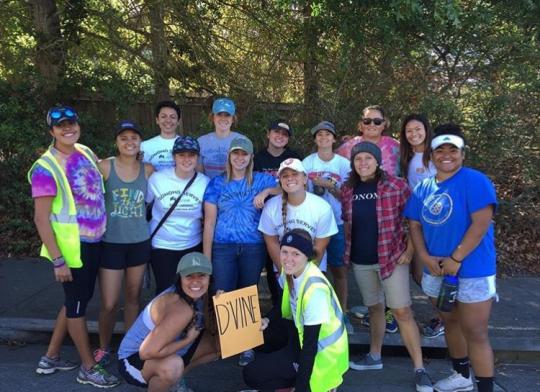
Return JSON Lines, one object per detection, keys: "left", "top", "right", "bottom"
{"left": 336, "top": 135, "right": 400, "bottom": 176}
{"left": 30, "top": 147, "right": 106, "bottom": 243}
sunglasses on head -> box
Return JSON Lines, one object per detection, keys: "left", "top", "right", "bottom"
{"left": 362, "top": 118, "right": 384, "bottom": 126}
{"left": 50, "top": 108, "right": 76, "bottom": 119}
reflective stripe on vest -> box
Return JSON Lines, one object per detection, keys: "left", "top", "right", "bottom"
{"left": 39, "top": 155, "right": 78, "bottom": 225}
{"left": 301, "top": 275, "right": 346, "bottom": 352}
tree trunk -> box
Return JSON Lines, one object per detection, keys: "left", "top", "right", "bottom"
{"left": 28, "top": 0, "right": 65, "bottom": 104}
{"left": 148, "top": 0, "right": 170, "bottom": 102}
{"left": 303, "top": 1, "right": 320, "bottom": 124}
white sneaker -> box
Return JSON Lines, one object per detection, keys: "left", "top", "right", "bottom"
{"left": 434, "top": 371, "right": 473, "bottom": 392}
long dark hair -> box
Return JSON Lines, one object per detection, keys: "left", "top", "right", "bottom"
{"left": 175, "top": 276, "right": 217, "bottom": 335}
{"left": 399, "top": 114, "right": 432, "bottom": 178}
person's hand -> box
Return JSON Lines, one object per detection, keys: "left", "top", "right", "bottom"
{"left": 54, "top": 264, "right": 72, "bottom": 283}
{"left": 253, "top": 190, "right": 268, "bottom": 209}
{"left": 185, "top": 324, "right": 201, "bottom": 342}
{"left": 441, "top": 257, "right": 461, "bottom": 276}
{"left": 421, "top": 254, "right": 443, "bottom": 276}
{"left": 259, "top": 317, "right": 269, "bottom": 331}
{"left": 397, "top": 249, "right": 414, "bottom": 265}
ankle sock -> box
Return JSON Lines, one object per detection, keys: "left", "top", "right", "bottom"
{"left": 369, "top": 353, "right": 381, "bottom": 361}
{"left": 476, "top": 376, "right": 494, "bottom": 392}
{"left": 451, "top": 356, "right": 470, "bottom": 379}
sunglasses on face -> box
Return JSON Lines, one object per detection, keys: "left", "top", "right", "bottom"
{"left": 362, "top": 118, "right": 384, "bottom": 126}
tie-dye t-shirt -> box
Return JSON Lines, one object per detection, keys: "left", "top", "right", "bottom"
{"left": 336, "top": 135, "right": 400, "bottom": 176}
{"left": 30, "top": 147, "right": 106, "bottom": 243}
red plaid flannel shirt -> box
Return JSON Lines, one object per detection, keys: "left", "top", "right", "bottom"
{"left": 341, "top": 175, "right": 411, "bottom": 279}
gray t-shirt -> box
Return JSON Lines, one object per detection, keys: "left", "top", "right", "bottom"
{"left": 197, "top": 131, "right": 243, "bottom": 179}
{"left": 103, "top": 159, "right": 150, "bottom": 243}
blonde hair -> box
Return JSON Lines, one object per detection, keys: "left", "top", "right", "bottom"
{"left": 225, "top": 150, "right": 254, "bottom": 185}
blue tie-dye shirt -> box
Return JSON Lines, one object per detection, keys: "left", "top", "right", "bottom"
{"left": 204, "top": 172, "right": 276, "bottom": 244}
{"left": 30, "top": 147, "right": 106, "bottom": 243}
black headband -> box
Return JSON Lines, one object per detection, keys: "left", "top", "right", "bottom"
{"left": 280, "top": 231, "right": 314, "bottom": 258}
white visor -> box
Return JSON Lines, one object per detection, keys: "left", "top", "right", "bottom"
{"left": 431, "top": 134, "right": 465, "bottom": 150}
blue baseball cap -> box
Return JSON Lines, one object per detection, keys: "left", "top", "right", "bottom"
{"left": 115, "top": 120, "right": 142, "bottom": 137}
{"left": 173, "top": 135, "right": 200, "bottom": 154}
{"left": 212, "top": 98, "right": 236, "bottom": 116}
{"left": 47, "top": 106, "right": 78, "bottom": 128}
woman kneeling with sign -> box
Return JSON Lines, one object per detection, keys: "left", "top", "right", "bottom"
{"left": 243, "top": 229, "right": 348, "bottom": 392}
{"left": 117, "top": 252, "right": 218, "bottom": 392}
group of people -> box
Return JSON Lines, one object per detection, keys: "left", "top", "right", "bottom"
{"left": 28, "top": 97, "right": 498, "bottom": 392}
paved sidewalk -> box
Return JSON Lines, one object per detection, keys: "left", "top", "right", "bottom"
{"left": 1, "top": 343, "right": 538, "bottom": 391}
{"left": 1, "top": 257, "right": 539, "bottom": 352}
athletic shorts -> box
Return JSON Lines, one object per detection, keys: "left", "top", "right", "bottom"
{"left": 62, "top": 241, "right": 101, "bottom": 318}
{"left": 118, "top": 331, "right": 204, "bottom": 387}
{"left": 422, "top": 273, "right": 498, "bottom": 303}
{"left": 352, "top": 263, "right": 412, "bottom": 309}
{"left": 101, "top": 240, "right": 151, "bottom": 270}
{"left": 327, "top": 225, "right": 345, "bottom": 268}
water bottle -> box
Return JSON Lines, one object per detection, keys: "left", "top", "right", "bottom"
{"left": 436, "top": 275, "right": 459, "bottom": 312}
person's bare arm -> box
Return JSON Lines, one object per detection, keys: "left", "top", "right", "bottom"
{"left": 203, "top": 202, "right": 217, "bottom": 261}
{"left": 442, "top": 205, "right": 494, "bottom": 276}
{"left": 313, "top": 237, "right": 330, "bottom": 266}
{"left": 408, "top": 219, "right": 442, "bottom": 276}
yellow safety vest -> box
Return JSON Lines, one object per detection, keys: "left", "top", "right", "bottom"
{"left": 281, "top": 263, "right": 349, "bottom": 392}
{"left": 27, "top": 144, "right": 103, "bottom": 268}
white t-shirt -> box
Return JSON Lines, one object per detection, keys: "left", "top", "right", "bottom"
{"left": 146, "top": 168, "right": 210, "bottom": 250}
{"left": 407, "top": 152, "right": 436, "bottom": 189}
{"left": 197, "top": 131, "right": 243, "bottom": 179}
{"left": 141, "top": 135, "right": 179, "bottom": 171}
{"left": 258, "top": 193, "right": 338, "bottom": 271}
{"left": 290, "top": 267, "right": 330, "bottom": 326}
{"left": 302, "top": 153, "right": 350, "bottom": 225}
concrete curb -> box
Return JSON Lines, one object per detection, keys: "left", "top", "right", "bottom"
{"left": 2, "top": 316, "right": 539, "bottom": 353}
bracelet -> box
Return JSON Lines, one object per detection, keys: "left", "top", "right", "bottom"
{"left": 450, "top": 255, "right": 462, "bottom": 263}
{"left": 52, "top": 256, "right": 65, "bottom": 267}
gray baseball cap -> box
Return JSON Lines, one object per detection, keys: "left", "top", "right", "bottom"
{"left": 176, "top": 252, "right": 212, "bottom": 277}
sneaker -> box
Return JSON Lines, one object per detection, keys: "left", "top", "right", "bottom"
{"left": 385, "top": 309, "right": 398, "bottom": 333}
{"left": 77, "top": 363, "right": 120, "bottom": 388}
{"left": 36, "top": 355, "right": 78, "bottom": 375}
{"left": 238, "top": 349, "right": 255, "bottom": 366}
{"left": 344, "top": 314, "right": 354, "bottom": 334}
{"left": 415, "top": 369, "right": 434, "bottom": 392}
{"left": 423, "top": 318, "right": 445, "bottom": 338}
{"left": 350, "top": 305, "right": 368, "bottom": 319}
{"left": 349, "top": 353, "right": 383, "bottom": 371}
{"left": 433, "top": 371, "right": 473, "bottom": 392}
{"left": 93, "top": 348, "right": 112, "bottom": 366}
{"left": 360, "top": 310, "right": 399, "bottom": 333}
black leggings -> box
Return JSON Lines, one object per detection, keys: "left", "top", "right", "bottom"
{"left": 150, "top": 244, "right": 202, "bottom": 295}
{"left": 243, "top": 318, "right": 300, "bottom": 391}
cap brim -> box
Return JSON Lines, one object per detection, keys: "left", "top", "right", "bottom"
{"left": 431, "top": 134, "right": 465, "bottom": 150}
{"left": 178, "top": 266, "right": 212, "bottom": 277}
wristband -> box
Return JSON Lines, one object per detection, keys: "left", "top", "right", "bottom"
{"left": 450, "top": 255, "right": 462, "bottom": 263}
{"left": 52, "top": 256, "right": 65, "bottom": 267}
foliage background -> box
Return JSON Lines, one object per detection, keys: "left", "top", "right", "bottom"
{"left": 0, "top": 0, "right": 538, "bottom": 275}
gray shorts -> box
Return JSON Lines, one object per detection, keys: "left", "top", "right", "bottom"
{"left": 422, "top": 273, "right": 498, "bottom": 303}
{"left": 351, "top": 263, "right": 412, "bottom": 309}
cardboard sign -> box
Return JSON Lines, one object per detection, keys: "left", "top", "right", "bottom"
{"left": 213, "top": 285, "right": 264, "bottom": 359}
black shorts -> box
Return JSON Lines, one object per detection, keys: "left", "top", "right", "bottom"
{"left": 62, "top": 241, "right": 101, "bottom": 318}
{"left": 118, "top": 331, "right": 204, "bottom": 387}
{"left": 101, "top": 240, "right": 151, "bottom": 270}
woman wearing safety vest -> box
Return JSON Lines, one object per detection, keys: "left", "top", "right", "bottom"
{"left": 28, "top": 106, "right": 119, "bottom": 388}
{"left": 243, "top": 229, "right": 348, "bottom": 392}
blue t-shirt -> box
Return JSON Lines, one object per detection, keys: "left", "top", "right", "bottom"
{"left": 404, "top": 167, "right": 497, "bottom": 278}
{"left": 204, "top": 172, "right": 276, "bottom": 244}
